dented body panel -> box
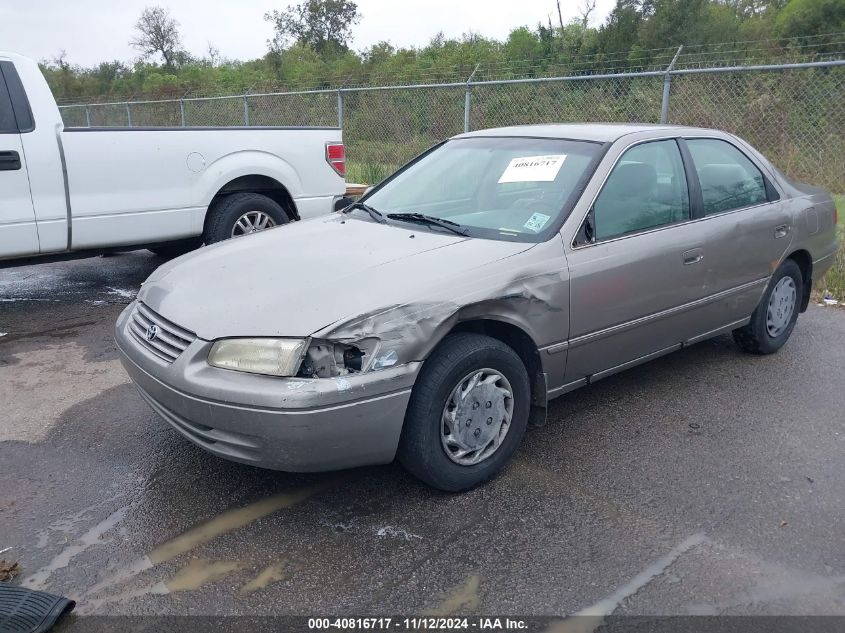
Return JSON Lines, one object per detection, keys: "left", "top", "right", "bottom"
{"left": 116, "top": 123, "right": 839, "bottom": 473}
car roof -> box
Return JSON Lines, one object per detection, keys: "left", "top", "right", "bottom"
{"left": 455, "top": 123, "right": 719, "bottom": 143}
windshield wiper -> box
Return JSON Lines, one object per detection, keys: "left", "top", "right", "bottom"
{"left": 386, "top": 213, "right": 469, "bottom": 236}
{"left": 343, "top": 201, "right": 386, "bottom": 223}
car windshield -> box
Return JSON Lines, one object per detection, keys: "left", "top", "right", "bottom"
{"left": 363, "top": 136, "right": 604, "bottom": 241}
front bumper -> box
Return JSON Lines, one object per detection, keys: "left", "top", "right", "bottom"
{"left": 115, "top": 302, "right": 419, "bottom": 472}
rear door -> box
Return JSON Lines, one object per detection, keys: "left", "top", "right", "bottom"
{"left": 680, "top": 136, "right": 791, "bottom": 326}
{"left": 0, "top": 62, "right": 38, "bottom": 258}
{"left": 563, "top": 138, "right": 709, "bottom": 383}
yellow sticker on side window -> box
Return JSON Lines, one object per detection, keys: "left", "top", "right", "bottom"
{"left": 498, "top": 155, "right": 567, "bottom": 183}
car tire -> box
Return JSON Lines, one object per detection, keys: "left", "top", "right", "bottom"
{"left": 733, "top": 258, "right": 803, "bottom": 355}
{"left": 397, "top": 333, "right": 531, "bottom": 492}
{"left": 203, "top": 193, "right": 289, "bottom": 245}
{"left": 149, "top": 238, "right": 203, "bottom": 259}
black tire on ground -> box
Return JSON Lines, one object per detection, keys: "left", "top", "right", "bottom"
{"left": 397, "top": 333, "right": 531, "bottom": 492}
{"left": 148, "top": 237, "right": 203, "bottom": 259}
{"left": 203, "top": 192, "right": 289, "bottom": 245}
{"left": 733, "top": 258, "right": 803, "bottom": 355}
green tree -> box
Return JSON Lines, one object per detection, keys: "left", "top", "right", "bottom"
{"left": 44, "top": 0, "right": 835, "bottom": 103}
{"left": 775, "top": 0, "right": 845, "bottom": 38}
{"left": 504, "top": 26, "right": 543, "bottom": 62}
{"left": 598, "top": 0, "right": 647, "bottom": 54}
{"left": 265, "top": 0, "right": 361, "bottom": 57}
{"left": 130, "top": 6, "right": 184, "bottom": 70}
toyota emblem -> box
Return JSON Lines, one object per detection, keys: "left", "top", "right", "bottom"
{"left": 145, "top": 324, "right": 158, "bottom": 342}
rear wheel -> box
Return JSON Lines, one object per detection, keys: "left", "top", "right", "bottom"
{"left": 203, "top": 193, "right": 289, "bottom": 245}
{"left": 733, "top": 258, "right": 803, "bottom": 354}
{"left": 398, "top": 333, "right": 530, "bottom": 492}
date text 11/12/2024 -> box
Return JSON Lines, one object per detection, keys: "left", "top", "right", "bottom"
{"left": 307, "top": 617, "right": 529, "bottom": 630}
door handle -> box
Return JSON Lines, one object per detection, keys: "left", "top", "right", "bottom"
{"left": 682, "top": 248, "right": 704, "bottom": 265}
{"left": 0, "top": 151, "right": 21, "bottom": 171}
{"left": 774, "top": 224, "right": 789, "bottom": 239}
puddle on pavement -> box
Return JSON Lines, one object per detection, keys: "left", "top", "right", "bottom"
{"left": 545, "top": 533, "right": 708, "bottom": 633}
{"left": 166, "top": 559, "right": 246, "bottom": 592}
{"left": 572, "top": 532, "right": 707, "bottom": 618}
{"left": 79, "top": 559, "right": 246, "bottom": 613}
{"left": 34, "top": 502, "right": 112, "bottom": 549}
{"left": 422, "top": 575, "right": 481, "bottom": 616}
{"left": 238, "top": 561, "right": 289, "bottom": 596}
{"left": 149, "top": 480, "right": 336, "bottom": 564}
{"left": 23, "top": 505, "right": 130, "bottom": 591}
{"left": 84, "top": 555, "right": 156, "bottom": 597}
{"left": 31, "top": 491, "right": 132, "bottom": 550}
{"left": 84, "top": 478, "right": 339, "bottom": 600}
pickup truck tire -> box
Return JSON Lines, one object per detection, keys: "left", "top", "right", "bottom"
{"left": 204, "top": 193, "right": 289, "bottom": 244}
{"left": 733, "top": 258, "right": 803, "bottom": 355}
{"left": 398, "top": 333, "right": 530, "bottom": 492}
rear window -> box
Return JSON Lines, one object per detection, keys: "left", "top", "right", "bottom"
{"left": 0, "top": 62, "right": 34, "bottom": 133}
{"left": 0, "top": 70, "right": 16, "bottom": 133}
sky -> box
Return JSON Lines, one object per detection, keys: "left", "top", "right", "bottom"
{"left": 1, "top": 0, "right": 616, "bottom": 67}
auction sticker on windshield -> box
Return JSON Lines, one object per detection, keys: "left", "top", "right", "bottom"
{"left": 498, "top": 155, "right": 567, "bottom": 183}
{"left": 523, "top": 212, "right": 551, "bottom": 232}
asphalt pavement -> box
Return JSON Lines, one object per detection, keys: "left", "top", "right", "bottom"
{"left": 1, "top": 251, "right": 844, "bottom": 625}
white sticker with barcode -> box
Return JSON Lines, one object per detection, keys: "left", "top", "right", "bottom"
{"left": 498, "top": 155, "right": 567, "bottom": 183}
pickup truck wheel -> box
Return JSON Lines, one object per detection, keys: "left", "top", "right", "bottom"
{"left": 733, "top": 259, "right": 803, "bottom": 355}
{"left": 398, "top": 333, "right": 530, "bottom": 492}
{"left": 204, "top": 193, "right": 289, "bottom": 244}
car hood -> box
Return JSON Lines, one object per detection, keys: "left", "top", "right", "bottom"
{"left": 138, "top": 214, "right": 534, "bottom": 340}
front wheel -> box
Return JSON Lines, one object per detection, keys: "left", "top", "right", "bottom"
{"left": 203, "top": 193, "right": 289, "bottom": 245}
{"left": 733, "top": 258, "right": 803, "bottom": 354}
{"left": 398, "top": 333, "right": 531, "bottom": 492}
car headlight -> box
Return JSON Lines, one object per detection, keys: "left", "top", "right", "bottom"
{"left": 207, "top": 338, "right": 308, "bottom": 377}
{"left": 297, "top": 338, "right": 400, "bottom": 378}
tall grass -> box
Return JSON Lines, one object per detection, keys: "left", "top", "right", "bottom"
{"left": 345, "top": 161, "right": 396, "bottom": 186}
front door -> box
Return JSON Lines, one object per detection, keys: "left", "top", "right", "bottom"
{"left": 0, "top": 69, "right": 38, "bottom": 258}
{"left": 564, "top": 138, "right": 708, "bottom": 383}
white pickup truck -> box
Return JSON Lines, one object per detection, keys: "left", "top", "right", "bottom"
{"left": 0, "top": 51, "right": 346, "bottom": 263}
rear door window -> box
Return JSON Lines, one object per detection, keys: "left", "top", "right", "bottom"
{"left": 686, "top": 138, "right": 768, "bottom": 215}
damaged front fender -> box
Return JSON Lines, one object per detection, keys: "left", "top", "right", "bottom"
{"left": 308, "top": 237, "right": 570, "bottom": 385}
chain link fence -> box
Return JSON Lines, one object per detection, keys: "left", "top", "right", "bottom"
{"left": 58, "top": 60, "right": 844, "bottom": 192}
{"left": 668, "top": 67, "right": 844, "bottom": 192}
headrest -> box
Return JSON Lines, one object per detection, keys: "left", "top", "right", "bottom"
{"left": 698, "top": 164, "right": 750, "bottom": 191}
{"left": 602, "top": 162, "right": 657, "bottom": 200}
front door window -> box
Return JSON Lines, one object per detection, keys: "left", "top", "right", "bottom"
{"left": 592, "top": 139, "right": 690, "bottom": 241}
